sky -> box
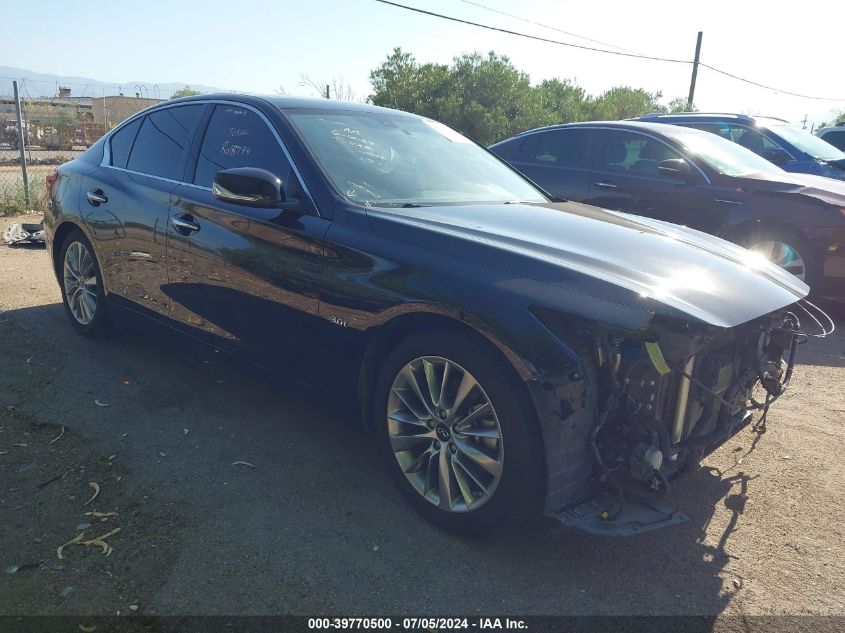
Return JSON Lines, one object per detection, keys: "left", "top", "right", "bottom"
{"left": 4, "top": 0, "right": 843, "bottom": 128}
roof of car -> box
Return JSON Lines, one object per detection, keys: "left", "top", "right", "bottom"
{"left": 500, "top": 119, "right": 703, "bottom": 142}
{"left": 634, "top": 112, "right": 789, "bottom": 124}
{"left": 169, "top": 92, "right": 416, "bottom": 117}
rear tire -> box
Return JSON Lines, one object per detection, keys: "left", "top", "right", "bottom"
{"left": 58, "top": 228, "right": 111, "bottom": 338}
{"left": 373, "top": 329, "right": 545, "bottom": 535}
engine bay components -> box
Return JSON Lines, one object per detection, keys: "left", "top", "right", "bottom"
{"left": 562, "top": 300, "right": 835, "bottom": 535}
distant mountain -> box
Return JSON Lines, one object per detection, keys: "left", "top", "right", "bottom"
{"left": 0, "top": 66, "right": 225, "bottom": 99}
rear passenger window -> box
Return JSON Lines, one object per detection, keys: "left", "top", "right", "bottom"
{"left": 193, "top": 105, "right": 290, "bottom": 188}
{"left": 109, "top": 118, "right": 141, "bottom": 169}
{"left": 126, "top": 105, "right": 204, "bottom": 180}
{"left": 522, "top": 130, "right": 591, "bottom": 168}
{"left": 724, "top": 125, "right": 783, "bottom": 156}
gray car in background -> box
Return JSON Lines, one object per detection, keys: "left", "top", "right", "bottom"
{"left": 818, "top": 125, "right": 845, "bottom": 152}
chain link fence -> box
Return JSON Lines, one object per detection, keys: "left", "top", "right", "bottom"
{"left": 1, "top": 83, "right": 163, "bottom": 216}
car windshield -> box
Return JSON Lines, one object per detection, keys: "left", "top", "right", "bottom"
{"left": 285, "top": 110, "right": 546, "bottom": 207}
{"left": 662, "top": 126, "right": 784, "bottom": 176}
{"left": 766, "top": 123, "right": 845, "bottom": 161}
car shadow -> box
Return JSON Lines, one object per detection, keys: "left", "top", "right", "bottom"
{"left": 0, "top": 301, "right": 807, "bottom": 618}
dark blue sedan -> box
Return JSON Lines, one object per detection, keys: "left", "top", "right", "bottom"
{"left": 491, "top": 120, "right": 845, "bottom": 295}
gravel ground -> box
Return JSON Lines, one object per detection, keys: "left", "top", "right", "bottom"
{"left": 1, "top": 214, "right": 843, "bottom": 623}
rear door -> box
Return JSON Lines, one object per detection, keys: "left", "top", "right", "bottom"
{"left": 80, "top": 104, "right": 205, "bottom": 318}
{"left": 586, "top": 128, "right": 731, "bottom": 236}
{"left": 165, "top": 103, "right": 330, "bottom": 377}
{"left": 494, "top": 128, "right": 595, "bottom": 201}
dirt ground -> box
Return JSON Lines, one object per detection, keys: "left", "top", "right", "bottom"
{"left": 1, "top": 214, "right": 843, "bottom": 624}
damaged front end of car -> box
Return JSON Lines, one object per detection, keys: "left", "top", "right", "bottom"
{"left": 535, "top": 299, "right": 833, "bottom": 536}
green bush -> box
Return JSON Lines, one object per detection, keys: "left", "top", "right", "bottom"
{"left": 0, "top": 180, "right": 46, "bottom": 216}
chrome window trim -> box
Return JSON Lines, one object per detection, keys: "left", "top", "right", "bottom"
{"left": 99, "top": 99, "right": 317, "bottom": 211}
{"left": 101, "top": 164, "right": 212, "bottom": 191}
{"left": 522, "top": 125, "right": 714, "bottom": 185}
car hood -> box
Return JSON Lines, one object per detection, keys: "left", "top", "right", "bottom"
{"left": 365, "top": 201, "right": 808, "bottom": 329}
{"left": 740, "top": 170, "right": 845, "bottom": 205}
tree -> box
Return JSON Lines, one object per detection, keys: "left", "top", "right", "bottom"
{"left": 367, "top": 48, "right": 704, "bottom": 144}
{"left": 588, "top": 86, "right": 665, "bottom": 120}
{"left": 667, "top": 96, "right": 696, "bottom": 113}
{"left": 534, "top": 78, "right": 589, "bottom": 125}
{"left": 370, "top": 49, "right": 539, "bottom": 145}
{"left": 298, "top": 74, "right": 358, "bottom": 102}
{"left": 171, "top": 86, "right": 201, "bottom": 99}
{"left": 369, "top": 48, "right": 450, "bottom": 116}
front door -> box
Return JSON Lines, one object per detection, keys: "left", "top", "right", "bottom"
{"left": 586, "top": 129, "right": 730, "bottom": 237}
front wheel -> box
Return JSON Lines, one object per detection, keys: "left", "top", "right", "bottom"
{"left": 374, "top": 330, "right": 544, "bottom": 535}
{"left": 743, "top": 229, "right": 819, "bottom": 288}
{"left": 59, "top": 229, "right": 111, "bottom": 337}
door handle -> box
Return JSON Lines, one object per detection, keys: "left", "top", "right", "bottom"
{"left": 594, "top": 181, "right": 619, "bottom": 190}
{"left": 86, "top": 189, "right": 108, "bottom": 206}
{"left": 170, "top": 214, "right": 201, "bottom": 235}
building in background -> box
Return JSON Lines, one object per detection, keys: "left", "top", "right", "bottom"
{"left": 0, "top": 88, "right": 162, "bottom": 151}
{"left": 91, "top": 95, "right": 162, "bottom": 130}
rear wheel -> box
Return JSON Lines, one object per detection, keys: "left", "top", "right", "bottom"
{"left": 374, "top": 329, "right": 544, "bottom": 535}
{"left": 59, "top": 229, "right": 111, "bottom": 337}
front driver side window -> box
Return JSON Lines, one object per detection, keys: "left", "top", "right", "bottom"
{"left": 599, "top": 131, "right": 682, "bottom": 177}
{"left": 726, "top": 125, "right": 784, "bottom": 157}
{"left": 193, "top": 105, "right": 291, "bottom": 188}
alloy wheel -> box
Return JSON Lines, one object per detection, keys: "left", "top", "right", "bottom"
{"left": 63, "top": 241, "right": 98, "bottom": 325}
{"left": 387, "top": 356, "right": 504, "bottom": 513}
{"left": 749, "top": 240, "right": 806, "bottom": 281}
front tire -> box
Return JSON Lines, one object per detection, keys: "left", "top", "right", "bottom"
{"left": 59, "top": 228, "right": 111, "bottom": 337}
{"left": 743, "top": 228, "right": 819, "bottom": 289}
{"left": 374, "top": 329, "right": 544, "bottom": 535}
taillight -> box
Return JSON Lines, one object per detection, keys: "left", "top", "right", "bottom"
{"left": 45, "top": 168, "right": 58, "bottom": 191}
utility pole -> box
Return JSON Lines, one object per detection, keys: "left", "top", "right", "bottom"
{"left": 13, "top": 80, "right": 30, "bottom": 209}
{"left": 801, "top": 115, "right": 808, "bottom": 130}
{"left": 687, "top": 31, "right": 703, "bottom": 111}
{"left": 325, "top": 84, "right": 330, "bottom": 99}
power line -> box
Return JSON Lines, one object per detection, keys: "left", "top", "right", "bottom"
{"left": 454, "top": 0, "right": 645, "bottom": 55}
{"left": 375, "top": 0, "right": 845, "bottom": 103}
{"left": 699, "top": 63, "right": 845, "bottom": 102}
{"left": 374, "top": 0, "right": 692, "bottom": 64}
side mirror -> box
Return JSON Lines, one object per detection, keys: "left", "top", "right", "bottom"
{"left": 657, "top": 158, "right": 694, "bottom": 182}
{"left": 212, "top": 167, "right": 285, "bottom": 207}
{"left": 761, "top": 147, "right": 792, "bottom": 166}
